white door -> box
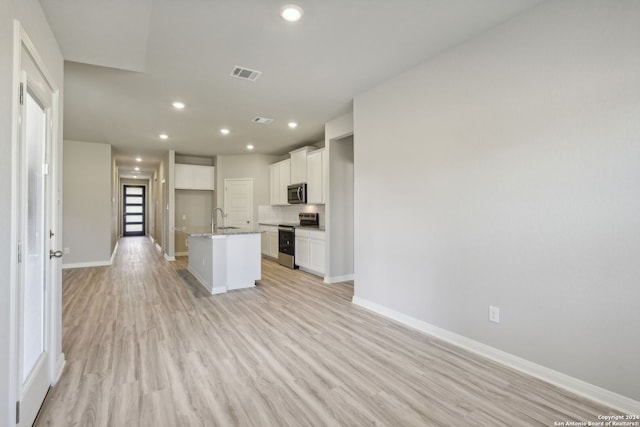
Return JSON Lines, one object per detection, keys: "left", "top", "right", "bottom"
{"left": 224, "top": 178, "right": 253, "bottom": 229}
{"left": 16, "top": 44, "right": 56, "bottom": 427}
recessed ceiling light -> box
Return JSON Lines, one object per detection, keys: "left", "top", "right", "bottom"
{"left": 172, "top": 101, "right": 185, "bottom": 109}
{"left": 246, "top": 144, "right": 254, "bottom": 150}
{"left": 288, "top": 121, "right": 298, "bottom": 129}
{"left": 135, "top": 167, "right": 140, "bottom": 171}
{"left": 159, "top": 133, "right": 169, "bottom": 140}
{"left": 281, "top": 4, "right": 303, "bottom": 22}
{"left": 136, "top": 157, "right": 142, "bottom": 162}
{"left": 220, "top": 128, "right": 230, "bottom": 135}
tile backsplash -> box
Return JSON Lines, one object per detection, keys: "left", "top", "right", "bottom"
{"left": 259, "top": 204, "right": 325, "bottom": 226}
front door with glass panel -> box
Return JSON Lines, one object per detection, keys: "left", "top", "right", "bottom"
{"left": 17, "top": 44, "right": 55, "bottom": 427}
{"left": 123, "top": 185, "right": 146, "bottom": 236}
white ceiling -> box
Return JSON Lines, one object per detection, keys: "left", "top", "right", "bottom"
{"left": 39, "top": 0, "right": 542, "bottom": 178}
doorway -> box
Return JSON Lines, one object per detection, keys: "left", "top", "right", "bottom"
{"left": 123, "top": 185, "right": 146, "bottom": 236}
{"left": 15, "top": 39, "right": 58, "bottom": 427}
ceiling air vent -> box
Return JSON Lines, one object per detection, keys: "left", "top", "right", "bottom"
{"left": 230, "top": 66, "right": 262, "bottom": 81}
{"left": 252, "top": 117, "right": 274, "bottom": 125}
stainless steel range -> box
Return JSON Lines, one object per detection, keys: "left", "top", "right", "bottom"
{"left": 277, "top": 212, "right": 319, "bottom": 269}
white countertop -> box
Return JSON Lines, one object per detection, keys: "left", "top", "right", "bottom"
{"left": 175, "top": 227, "right": 261, "bottom": 237}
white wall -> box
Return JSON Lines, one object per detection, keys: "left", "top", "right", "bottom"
{"left": 63, "top": 140, "right": 113, "bottom": 266}
{"left": 353, "top": 0, "right": 640, "bottom": 403}
{"left": 0, "top": 0, "right": 64, "bottom": 424}
{"left": 327, "top": 136, "right": 354, "bottom": 281}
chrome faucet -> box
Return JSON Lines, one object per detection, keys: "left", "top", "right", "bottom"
{"left": 211, "top": 207, "right": 226, "bottom": 233}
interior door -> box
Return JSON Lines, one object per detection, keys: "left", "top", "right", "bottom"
{"left": 17, "top": 45, "right": 55, "bottom": 427}
{"left": 224, "top": 178, "right": 253, "bottom": 229}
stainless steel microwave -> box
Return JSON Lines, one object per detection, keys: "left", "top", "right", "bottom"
{"left": 287, "top": 183, "right": 307, "bottom": 204}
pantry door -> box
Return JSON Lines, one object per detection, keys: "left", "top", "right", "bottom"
{"left": 224, "top": 178, "right": 253, "bottom": 229}
{"left": 16, "top": 41, "right": 57, "bottom": 427}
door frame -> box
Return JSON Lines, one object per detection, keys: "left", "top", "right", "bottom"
{"left": 10, "top": 20, "right": 64, "bottom": 425}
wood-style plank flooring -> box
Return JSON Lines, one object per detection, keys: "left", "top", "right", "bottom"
{"left": 35, "top": 236, "right": 619, "bottom": 426}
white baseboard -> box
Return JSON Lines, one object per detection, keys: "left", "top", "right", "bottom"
{"left": 62, "top": 260, "right": 111, "bottom": 269}
{"left": 54, "top": 354, "right": 66, "bottom": 384}
{"left": 351, "top": 296, "right": 640, "bottom": 414}
{"left": 324, "top": 273, "right": 354, "bottom": 284}
{"left": 149, "top": 235, "right": 155, "bottom": 244}
{"left": 155, "top": 243, "right": 162, "bottom": 253}
{"left": 186, "top": 266, "right": 226, "bottom": 295}
{"left": 175, "top": 251, "right": 188, "bottom": 257}
{"left": 299, "top": 266, "right": 324, "bottom": 278}
{"left": 110, "top": 241, "right": 118, "bottom": 264}
{"left": 164, "top": 253, "right": 175, "bottom": 262}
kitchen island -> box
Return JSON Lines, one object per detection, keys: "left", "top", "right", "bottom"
{"left": 176, "top": 228, "right": 261, "bottom": 294}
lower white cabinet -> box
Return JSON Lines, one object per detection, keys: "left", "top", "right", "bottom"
{"left": 295, "top": 228, "right": 325, "bottom": 276}
{"left": 259, "top": 225, "right": 279, "bottom": 258}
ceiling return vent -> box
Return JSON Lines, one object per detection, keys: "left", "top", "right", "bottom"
{"left": 252, "top": 117, "right": 274, "bottom": 125}
{"left": 230, "top": 66, "right": 262, "bottom": 81}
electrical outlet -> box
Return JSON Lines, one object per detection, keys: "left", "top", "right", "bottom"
{"left": 64, "top": 247, "right": 70, "bottom": 254}
{"left": 489, "top": 306, "right": 500, "bottom": 323}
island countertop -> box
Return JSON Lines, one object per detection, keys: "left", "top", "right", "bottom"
{"left": 175, "top": 227, "right": 261, "bottom": 237}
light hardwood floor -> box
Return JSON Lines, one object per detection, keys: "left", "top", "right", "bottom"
{"left": 35, "top": 236, "right": 619, "bottom": 426}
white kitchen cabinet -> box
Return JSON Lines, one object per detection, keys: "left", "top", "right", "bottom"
{"left": 295, "top": 228, "right": 325, "bottom": 276}
{"left": 269, "top": 159, "right": 290, "bottom": 205}
{"left": 259, "top": 225, "right": 279, "bottom": 258}
{"left": 289, "top": 146, "right": 314, "bottom": 184}
{"left": 175, "top": 164, "right": 215, "bottom": 190}
{"left": 306, "top": 149, "right": 324, "bottom": 204}
{"left": 295, "top": 232, "right": 309, "bottom": 267}
{"left": 308, "top": 232, "right": 326, "bottom": 273}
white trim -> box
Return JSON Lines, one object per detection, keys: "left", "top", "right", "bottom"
{"left": 351, "top": 296, "right": 640, "bottom": 414}
{"left": 187, "top": 266, "right": 226, "bottom": 295}
{"left": 155, "top": 243, "right": 162, "bottom": 253}
{"left": 110, "top": 241, "right": 119, "bottom": 264}
{"left": 8, "top": 19, "right": 21, "bottom": 427}
{"left": 164, "top": 254, "right": 175, "bottom": 262}
{"left": 62, "top": 260, "right": 112, "bottom": 270}
{"left": 54, "top": 354, "right": 65, "bottom": 384}
{"left": 174, "top": 251, "right": 188, "bottom": 257}
{"left": 324, "top": 274, "right": 354, "bottom": 284}
{"left": 299, "top": 267, "right": 325, "bottom": 278}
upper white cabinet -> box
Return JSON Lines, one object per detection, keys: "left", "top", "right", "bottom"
{"left": 175, "top": 164, "right": 215, "bottom": 190}
{"left": 306, "top": 149, "right": 324, "bottom": 204}
{"left": 269, "top": 159, "right": 291, "bottom": 205}
{"left": 289, "top": 146, "right": 314, "bottom": 184}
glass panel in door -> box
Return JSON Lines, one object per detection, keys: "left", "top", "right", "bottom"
{"left": 23, "top": 91, "right": 46, "bottom": 382}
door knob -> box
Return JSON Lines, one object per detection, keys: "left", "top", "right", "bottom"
{"left": 49, "top": 250, "right": 63, "bottom": 259}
